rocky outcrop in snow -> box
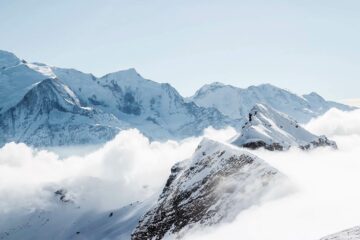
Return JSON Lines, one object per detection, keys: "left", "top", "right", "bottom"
{"left": 231, "top": 104, "right": 337, "bottom": 151}
{"left": 131, "top": 138, "right": 286, "bottom": 240}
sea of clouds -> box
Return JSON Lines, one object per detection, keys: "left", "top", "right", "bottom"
{"left": 0, "top": 127, "right": 237, "bottom": 214}
{"left": 1, "top": 108, "right": 360, "bottom": 239}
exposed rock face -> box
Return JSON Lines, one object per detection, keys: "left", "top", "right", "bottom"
{"left": 232, "top": 104, "right": 337, "bottom": 151}
{"left": 131, "top": 139, "right": 286, "bottom": 240}
{"left": 54, "top": 189, "right": 74, "bottom": 204}
{"left": 320, "top": 226, "right": 360, "bottom": 240}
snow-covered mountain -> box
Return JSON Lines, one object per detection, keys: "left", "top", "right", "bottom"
{"left": 132, "top": 138, "right": 287, "bottom": 239}
{"left": 0, "top": 49, "right": 353, "bottom": 147}
{"left": 0, "top": 50, "right": 234, "bottom": 146}
{"left": 0, "top": 78, "right": 126, "bottom": 146}
{"left": 320, "top": 226, "right": 360, "bottom": 240}
{"left": 189, "top": 82, "right": 355, "bottom": 123}
{"left": 231, "top": 104, "right": 337, "bottom": 151}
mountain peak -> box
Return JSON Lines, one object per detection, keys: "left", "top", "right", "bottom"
{"left": 0, "top": 50, "right": 21, "bottom": 69}
{"left": 303, "top": 91, "right": 325, "bottom": 101}
{"left": 251, "top": 83, "right": 277, "bottom": 89}
{"left": 101, "top": 68, "right": 142, "bottom": 81}
{"left": 232, "top": 103, "right": 337, "bottom": 150}
{"left": 132, "top": 139, "right": 286, "bottom": 239}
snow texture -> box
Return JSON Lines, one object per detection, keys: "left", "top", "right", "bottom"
{"left": 320, "top": 226, "right": 360, "bottom": 240}
{"left": 0, "top": 189, "right": 153, "bottom": 240}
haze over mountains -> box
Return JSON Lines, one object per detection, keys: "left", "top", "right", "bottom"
{"left": 0, "top": 50, "right": 354, "bottom": 147}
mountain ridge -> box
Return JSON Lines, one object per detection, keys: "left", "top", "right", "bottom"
{"left": 0, "top": 50, "right": 353, "bottom": 147}
{"left": 0, "top": 50, "right": 235, "bottom": 146}
{"left": 189, "top": 81, "right": 355, "bottom": 122}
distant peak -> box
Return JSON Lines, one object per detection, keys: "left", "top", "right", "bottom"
{"left": 192, "top": 82, "right": 230, "bottom": 98}
{"left": 122, "top": 67, "right": 138, "bottom": 74}
{"left": 303, "top": 91, "right": 325, "bottom": 101}
{"left": 248, "top": 83, "right": 279, "bottom": 90}
{"left": 209, "top": 81, "right": 226, "bottom": 87}
{"left": 101, "top": 68, "right": 142, "bottom": 81}
{"left": 106, "top": 68, "right": 139, "bottom": 76}
{"left": 0, "top": 50, "right": 21, "bottom": 69}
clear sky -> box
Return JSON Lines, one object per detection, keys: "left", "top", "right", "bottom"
{"left": 0, "top": 0, "right": 359, "bottom": 100}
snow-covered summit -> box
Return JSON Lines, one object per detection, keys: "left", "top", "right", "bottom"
{"left": 0, "top": 50, "right": 21, "bottom": 69}
{"left": 232, "top": 104, "right": 337, "bottom": 151}
{"left": 132, "top": 138, "right": 287, "bottom": 239}
{"left": 189, "top": 82, "right": 355, "bottom": 122}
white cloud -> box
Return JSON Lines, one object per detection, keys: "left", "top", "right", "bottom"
{"left": 305, "top": 108, "right": 360, "bottom": 137}
{"left": 0, "top": 127, "right": 237, "bottom": 213}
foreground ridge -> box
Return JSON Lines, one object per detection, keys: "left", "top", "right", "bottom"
{"left": 132, "top": 138, "right": 286, "bottom": 239}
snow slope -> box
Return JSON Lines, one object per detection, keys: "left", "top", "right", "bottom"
{"left": 320, "top": 226, "right": 360, "bottom": 240}
{"left": 189, "top": 82, "right": 355, "bottom": 123}
{"left": 231, "top": 104, "right": 337, "bottom": 151}
{"left": 0, "top": 188, "right": 153, "bottom": 240}
{"left": 132, "top": 138, "right": 287, "bottom": 239}
{"left": 0, "top": 78, "right": 126, "bottom": 147}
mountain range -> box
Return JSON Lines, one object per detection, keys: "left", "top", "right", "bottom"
{"left": 0, "top": 50, "right": 354, "bottom": 147}
{"left": 189, "top": 82, "right": 353, "bottom": 123}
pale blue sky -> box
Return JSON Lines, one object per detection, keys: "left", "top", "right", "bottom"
{"left": 0, "top": 0, "right": 359, "bottom": 100}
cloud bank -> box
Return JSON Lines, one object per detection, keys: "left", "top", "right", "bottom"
{"left": 0, "top": 127, "right": 237, "bottom": 214}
